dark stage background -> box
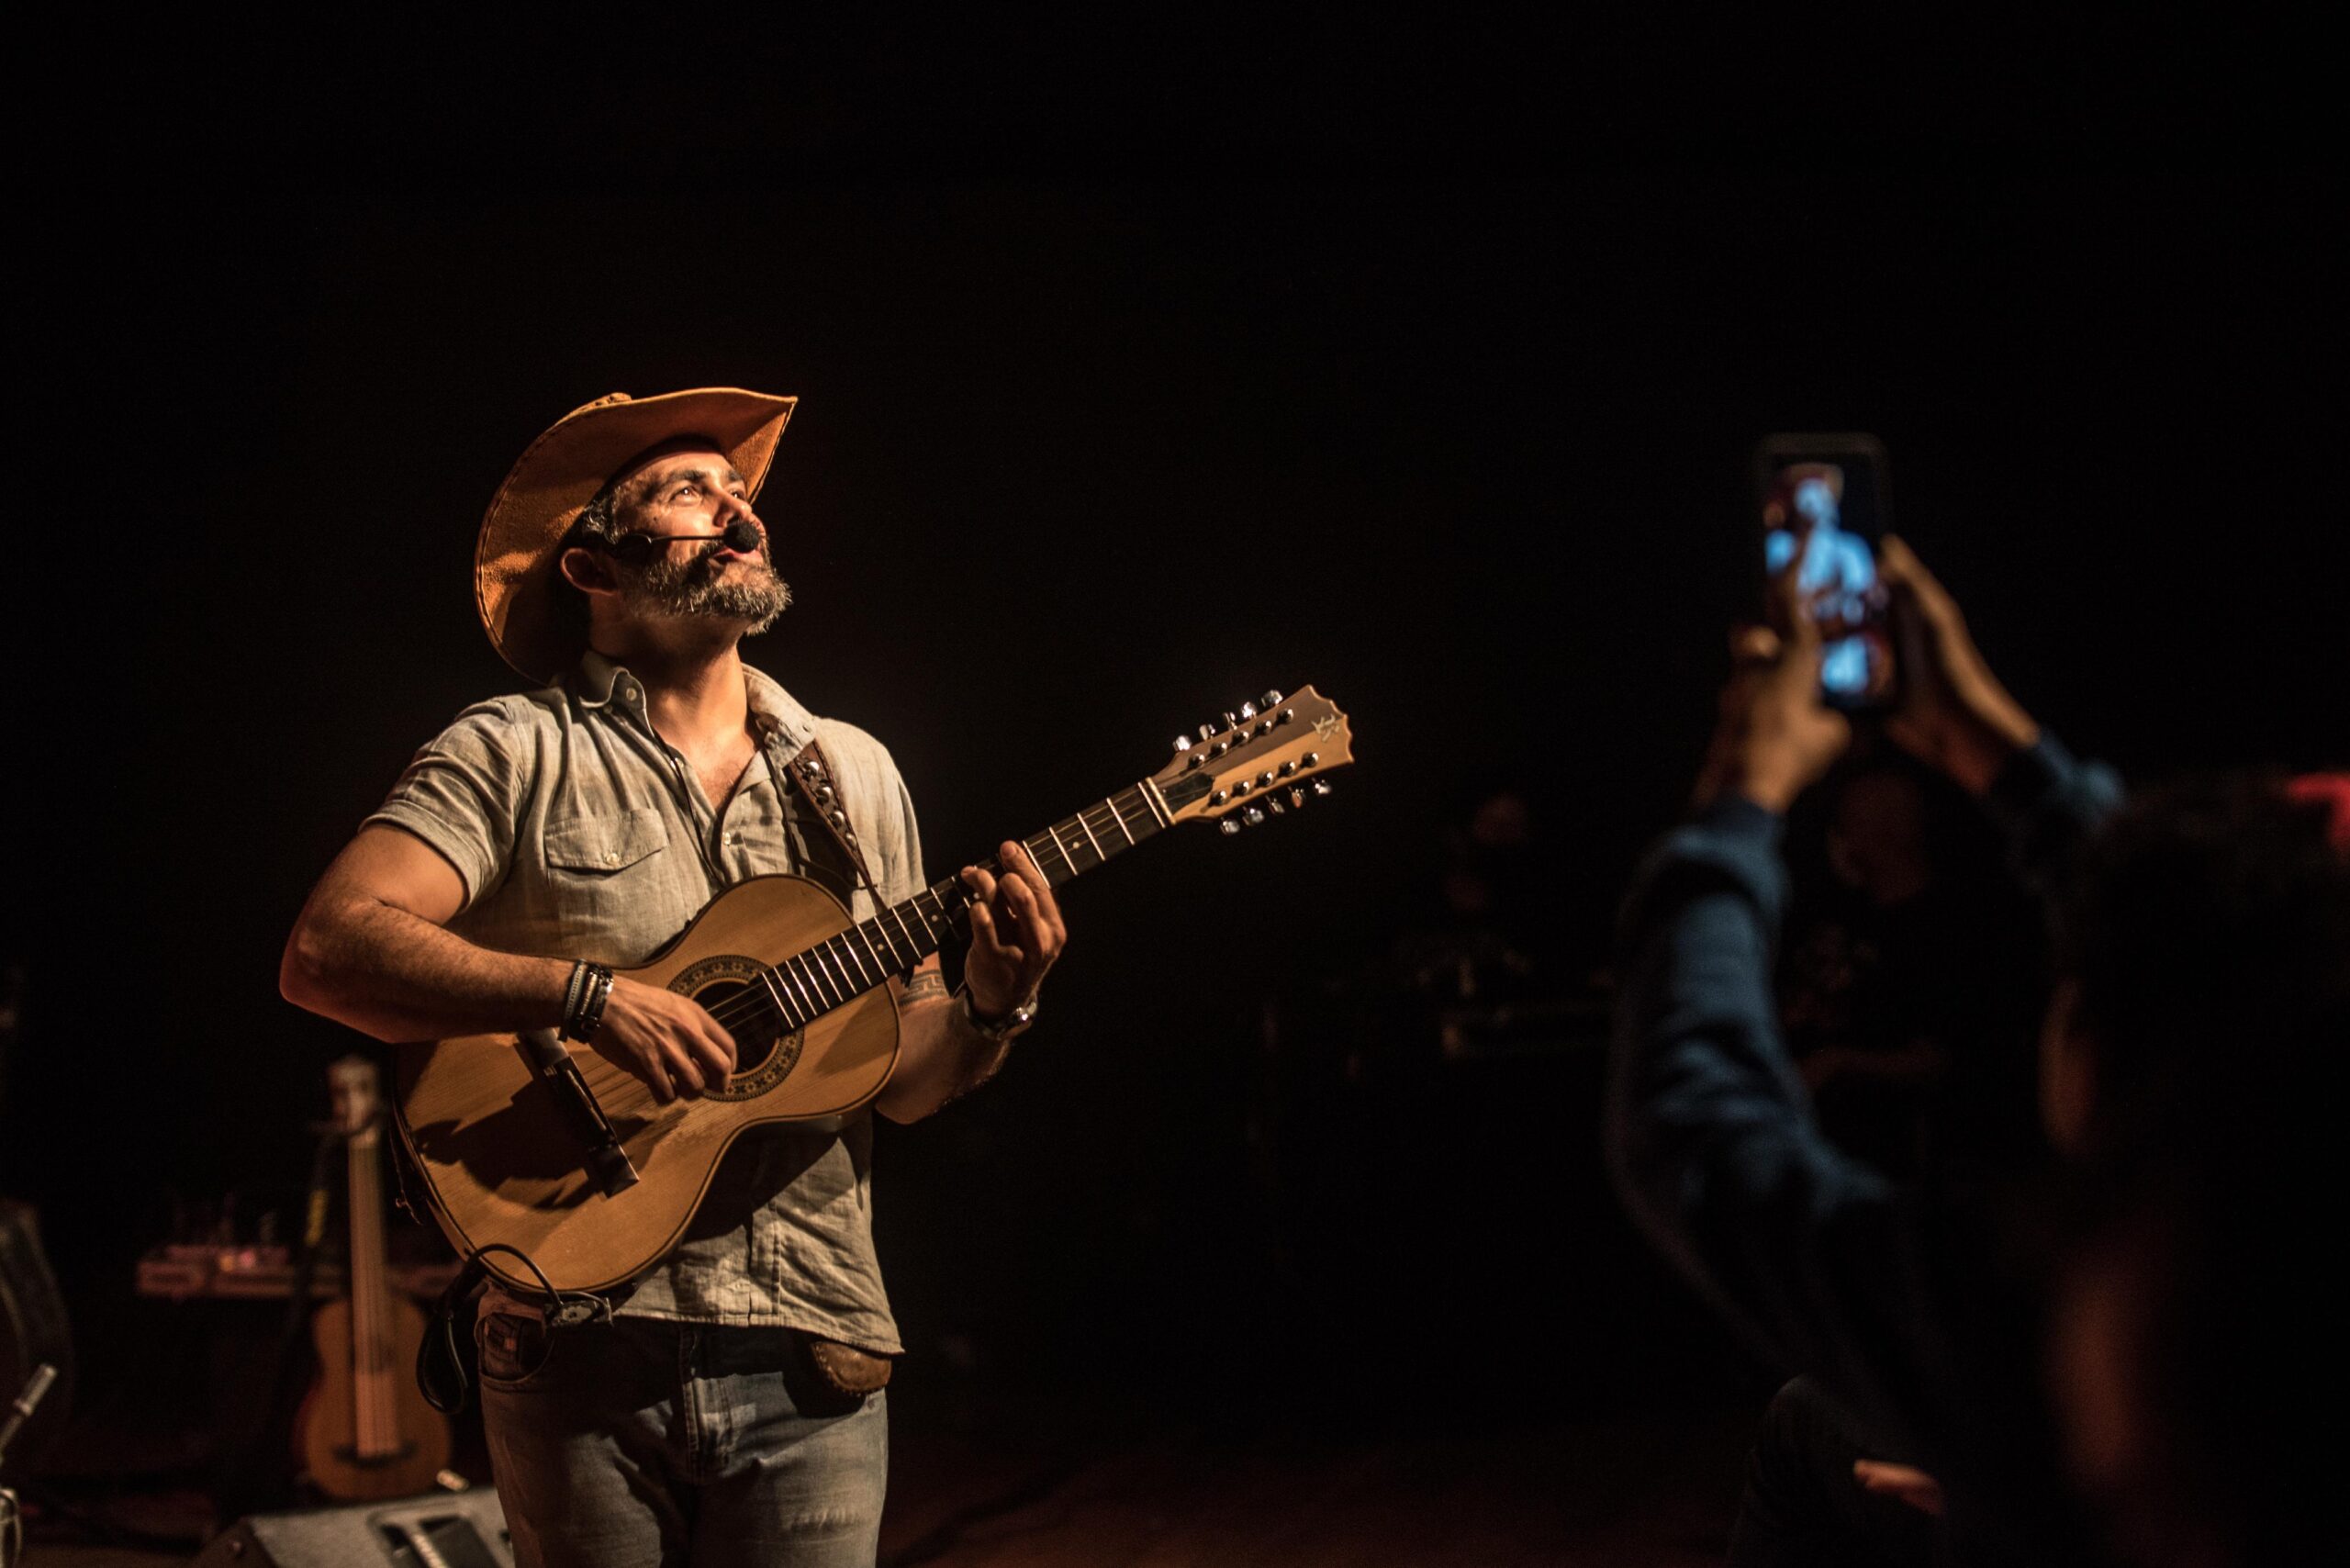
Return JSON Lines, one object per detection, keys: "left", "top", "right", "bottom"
{"left": 5, "top": 17, "right": 2340, "bottom": 1472}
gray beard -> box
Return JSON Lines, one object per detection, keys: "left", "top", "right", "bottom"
{"left": 626, "top": 548, "right": 792, "bottom": 636}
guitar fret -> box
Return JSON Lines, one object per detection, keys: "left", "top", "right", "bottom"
{"left": 887, "top": 904, "right": 925, "bottom": 962}
{"left": 1042, "top": 823, "right": 1073, "bottom": 877}
{"left": 1073, "top": 811, "right": 1106, "bottom": 862}
{"left": 834, "top": 938, "right": 870, "bottom": 994}
{"left": 865, "top": 916, "right": 904, "bottom": 970}
{"left": 778, "top": 959, "right": 816, "bottom": 1020}
{"left": 850, "top": 924, "right": 890, "bottom": 978}
{"left": 756, "top": 968, "right": 800, "bottom": 1030}
{"left": 814, "top": 944, "right": 854, "bottom": 999}
{"left": 831, "top": 935, "right": 870, "bottom": 991}
{"left": 1136, "top": 778, "right": 1174, "bottom": 828}
{"left": 1102, "top": 796, "right": 1135, "bottom": 846}
{"left": 792, "top": 954, "right": 836, "bottom": 1010}
{"left": 912, "top": 891, "right": 944, "bottom": 940}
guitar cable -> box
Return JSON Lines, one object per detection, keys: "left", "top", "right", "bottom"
{"left": 416, "top": 1244, "right": 613, "bottom": 1415}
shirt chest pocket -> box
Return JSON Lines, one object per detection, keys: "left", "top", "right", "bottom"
{"left": 543, "top": 806, "right": 672, "bottom": 876}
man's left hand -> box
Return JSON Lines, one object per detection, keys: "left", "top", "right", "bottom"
{"left": 959, "top": 841, "right": 1067, "bottom": 1020}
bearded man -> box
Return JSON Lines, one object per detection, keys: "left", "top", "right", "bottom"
{"left": 281, "top": 388, "right": 1065, "bottom": 1567}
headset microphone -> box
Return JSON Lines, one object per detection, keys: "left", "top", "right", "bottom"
{"left": 608, "top": 520, "right": 762, "bottom": 562}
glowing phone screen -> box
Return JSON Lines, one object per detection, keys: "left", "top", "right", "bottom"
{"left": 1758, "top": 441, "right": 1894, "bottom": 707}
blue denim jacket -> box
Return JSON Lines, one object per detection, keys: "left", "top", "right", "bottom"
{"left": 1607, "top": 736, "right": 2120, "bottom": 1552}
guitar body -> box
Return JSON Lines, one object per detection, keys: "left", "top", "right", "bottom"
{"left": 396, "top": 874, "right": 901, "bottom": 1296}
{"left": 391, "top": 686, "right": 1354, "bottom": 1302}
{"left": 297, "top": 1294, "right": 450, "bottom": 1498}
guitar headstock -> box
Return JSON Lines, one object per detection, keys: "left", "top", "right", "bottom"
{"left": 1148, "top": 685, "right": 1355, "bottom": 834}
{"left": 328, "top": 1054, "right": 381, "bottom": 1137}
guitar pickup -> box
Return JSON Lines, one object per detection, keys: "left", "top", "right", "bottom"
{"left": 519, "top": 1029, "right": 641, "bottom": 1200}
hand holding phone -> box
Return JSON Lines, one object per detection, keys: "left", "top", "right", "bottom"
{"left": 1754, "top": 434, "right": 1896, "bottom": 710}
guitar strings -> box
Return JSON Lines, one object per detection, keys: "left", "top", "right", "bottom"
{"left": 578, "top": 788, "right": 1160, "bottom": 1095}
{"left": 688, "top": 795, "right": 1133, "bottom": 1037}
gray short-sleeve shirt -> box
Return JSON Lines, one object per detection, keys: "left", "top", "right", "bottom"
{"left": 366, "top": 651, "right": 922, "bottom": 1351}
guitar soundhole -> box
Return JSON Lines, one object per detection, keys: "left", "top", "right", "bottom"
{"left": 689, "top": 980, "right": 775, "bottom": 1074}
{"left": 669, "top": 955, "right": 805, "bottom": 1100}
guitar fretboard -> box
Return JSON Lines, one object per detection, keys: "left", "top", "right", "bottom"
{"left": 733, "top": 779, "right": 1172, "bottom": 1042}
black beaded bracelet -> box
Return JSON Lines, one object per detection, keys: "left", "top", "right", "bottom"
{"left": 563, "top": 961, "right": 614, "bottom": 1044}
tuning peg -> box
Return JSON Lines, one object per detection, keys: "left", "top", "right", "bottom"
{"left": 1259, "top": 689, "right": 1284, "bottom": 709}
{"left": 1267, "top": 796, "right": 1287, "bottom": 815}
{"left": 1173, "top": 734, "right": 1192, "bottom": 753}
{"left": 1198, "top": 722, "right": 1218, "bottom": 742}
{"left": 1219, "top": 819, "right": 1242, "bottom": 835}
{"left": 1238, "top": 700, "right": 1258, "bottom": 721}
{"left": 1222, "top": 711, "right": 1239, "bottom": 730}
{"left": 1290, "top": 788, "right": 1306, "bottom": 808}
{"left": 1312, "top": 779, "right": 1333, "bottom": 797}
{"left": 1243, "top": 806, "right": 1266, "bottom": 827}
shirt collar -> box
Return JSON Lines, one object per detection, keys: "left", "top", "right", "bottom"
{"left": 569, "top": 649, "right": 820, "bottom": 756}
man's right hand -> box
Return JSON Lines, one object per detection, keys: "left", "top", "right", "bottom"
{"left": 1692, "top": 548, "right": 1852, "bottom": 814}
{"left": 1878, "top": 536, "right": 2040, "bottom": 796}
{"left": 591, "top": 977, "right": 737, "bottom": 1104}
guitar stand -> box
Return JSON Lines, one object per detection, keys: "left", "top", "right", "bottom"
{"left": 518, "top": 1030, "right": 640, "bottom": 1199}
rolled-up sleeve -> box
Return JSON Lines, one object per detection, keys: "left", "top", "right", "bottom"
{"left": 363, "top": 700, "right": 532, "bottom": 913}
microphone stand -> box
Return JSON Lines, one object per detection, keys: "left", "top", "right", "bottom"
{"left": 0, "top": 1363, "right": 58, "bottom": 1568}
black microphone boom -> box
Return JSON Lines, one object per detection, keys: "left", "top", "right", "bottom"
{"left": 610, "top": 521, "right": 761, "bottom": 561}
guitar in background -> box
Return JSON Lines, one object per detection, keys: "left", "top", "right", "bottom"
{"left": 297, "top": 1056, "right": 452, "bottom": 1499}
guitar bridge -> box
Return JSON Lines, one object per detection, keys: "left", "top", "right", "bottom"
{"left": 519, "top": 1030, "right": 641, "bottom": 1200}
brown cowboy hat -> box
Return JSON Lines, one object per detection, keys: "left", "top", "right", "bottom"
{"left": 474, "top": 386, "right": 798, "bottom": 682}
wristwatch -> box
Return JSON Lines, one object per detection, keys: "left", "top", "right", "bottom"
{"left": 957, "top": 984, "right": 1038, "bottom": 1042}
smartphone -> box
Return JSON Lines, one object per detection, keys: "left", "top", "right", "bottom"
{"left": 1753, "top": 432, "right": 1897, "bottom": 710}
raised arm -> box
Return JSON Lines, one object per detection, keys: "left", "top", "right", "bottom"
{"left": 1609, "top": 563, "right": 1917, "bottom": 1400}
{"left": 1877, "top": 537, "right": 2121, "bottom": 889}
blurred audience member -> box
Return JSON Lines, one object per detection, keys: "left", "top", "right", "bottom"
{"left": 1778, "top": 749, "right": 2042, "bottom": 1181}
{"left": 2042, "top": 777, "right": 2347, "bottom": 1567}
{"left": 1609, "top": 531, "right": 2344, "bottom": 1565}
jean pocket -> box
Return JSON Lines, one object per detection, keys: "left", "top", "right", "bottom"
{"left": 476, "top": 1310, "right": 554, "bottom": 1390}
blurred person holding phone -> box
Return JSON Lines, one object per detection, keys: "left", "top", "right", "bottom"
{"left": 1617, "top": 531, "right": 2106, "bottom": 1564}
{"left": 1611, "top": 518, "right": 2346, "bottom": 1565}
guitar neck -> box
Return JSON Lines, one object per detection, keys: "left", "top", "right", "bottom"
{"left": 749, "top": 779, "right": 1171, "bottom": 1033}
{"left": 344, "top": 1122, "right": 402, "bottom": 1455}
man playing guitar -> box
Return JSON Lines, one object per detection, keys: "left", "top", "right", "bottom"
{"left": 281, "top": 387, "right": 1066, "bottom": 1566}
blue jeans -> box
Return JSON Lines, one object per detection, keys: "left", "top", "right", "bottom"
{"left": 477, "top": 1312, "right": 888, "bottom": 1568}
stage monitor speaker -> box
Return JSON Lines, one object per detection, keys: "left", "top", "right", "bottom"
{"left": 192, "top": 1487, "right": 511, "bottom": 1567}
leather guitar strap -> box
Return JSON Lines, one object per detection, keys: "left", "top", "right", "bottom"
{"left": 774, "top": 734, "right": 909, "bottom": 1390}
{"left": 777, "top": 737, "right": 890, "bottom": 937}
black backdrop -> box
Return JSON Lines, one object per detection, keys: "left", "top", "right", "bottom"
{"left": 6, "top": 18, "right": 2340, "bottom": 1428}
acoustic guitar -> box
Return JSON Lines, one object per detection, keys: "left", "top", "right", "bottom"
{"left": 297, "top": 1056, "right": 453, "bottom": 1498}
{"left": 396, "top": 686, "right": 1355, "bottom": 1297}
